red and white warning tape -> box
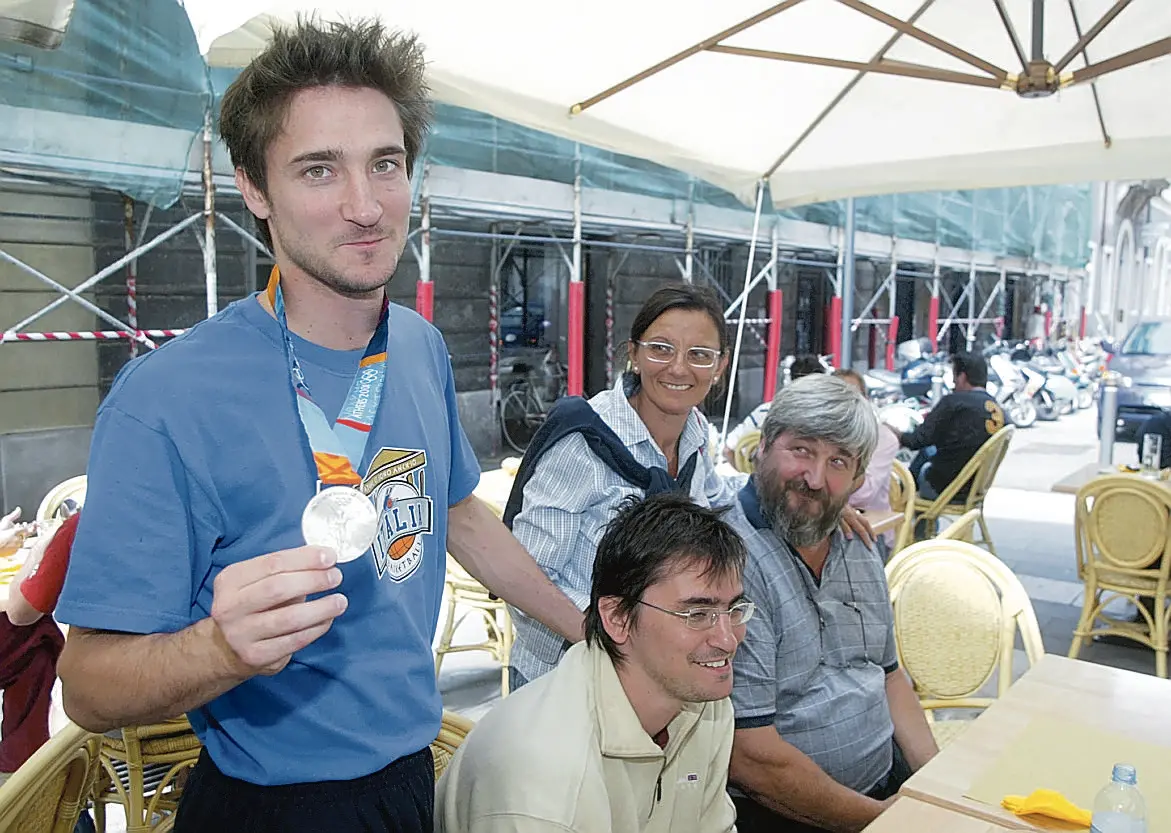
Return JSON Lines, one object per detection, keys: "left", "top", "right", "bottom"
{"left": 1, "top": 329, "right": 186, "bottom": 343}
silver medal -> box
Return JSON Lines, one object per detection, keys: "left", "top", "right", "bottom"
{"left": 301, "top": 487, "right": 379, "bottom": 563}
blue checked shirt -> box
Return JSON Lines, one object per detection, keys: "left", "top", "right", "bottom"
{"left": 510, "top": 375, "right": 744, "bottom": 683}
{"left": 727, "top": 479, "right": 899, "bottom": 794}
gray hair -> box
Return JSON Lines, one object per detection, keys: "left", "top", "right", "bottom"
{"left": 761, "top": 374, "right": 879, "bottom": 474}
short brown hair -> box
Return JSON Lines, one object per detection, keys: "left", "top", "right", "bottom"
{"left": 219, "top": 18, "right": 431, "bottom": 245}
{"left": 832, "top": 367, "right": 865, "bottom": 391}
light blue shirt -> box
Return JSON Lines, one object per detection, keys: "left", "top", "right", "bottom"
{"left": 56, "top": 295, "right": 481, "bottom": 786}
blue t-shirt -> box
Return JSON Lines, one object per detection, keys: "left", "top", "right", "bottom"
{"left": 55, "top": 294, "right": 481, "bottom": 786}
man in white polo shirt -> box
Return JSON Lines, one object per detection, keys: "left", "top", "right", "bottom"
{"left": 437, "top": 492, "right": 749, "bottom": 833}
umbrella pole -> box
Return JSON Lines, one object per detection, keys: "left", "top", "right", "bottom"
{"left": 719, "top": 180, "right": 767, "bottom": 448}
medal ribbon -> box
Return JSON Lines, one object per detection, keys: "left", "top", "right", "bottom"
{"left": 266, "top": 266, "right": 389, "bottom": 487}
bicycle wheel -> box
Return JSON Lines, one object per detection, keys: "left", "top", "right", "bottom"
{"left": 501, "top": 388, "right": 541, "bottom": 453}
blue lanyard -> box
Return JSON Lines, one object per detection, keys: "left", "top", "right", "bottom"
{"left": 266, "top": 267, "right": 390, "bottom": 486}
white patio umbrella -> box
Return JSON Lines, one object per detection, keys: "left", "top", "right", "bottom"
{"left": 182, "top": 0, "right": 1171, "bottom": 431}
{"left": 185, "top": 0, "right": 1171, "bottom": 208}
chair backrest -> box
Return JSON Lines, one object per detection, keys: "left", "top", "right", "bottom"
{"left": 0, "top": 722, "right": 100, "bottom": 832}
{"left": 733, "top": 431, "right": 761, "bottom": 474}
{"left": 430, "top": 711, "right": 475, "bottom": 780}
{"left": 886, "top": 539, "right": 1044, "bottom": 711}
{"left": 35, "top": 475, "right": 87, "bottom": 524}
{"left": 920, "top": 425, "right": 1014, "bottom": 516}
{"left": 1074, "top": 475, "right": 1171, "bottom": 585}
{"left": 937, "top": 508, "right": 982, "bottom": 542}
{"left": 888, "top": 460, "right": 917, "bottom": 554}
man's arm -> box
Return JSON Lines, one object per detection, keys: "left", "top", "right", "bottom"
{"left": 58, "top": 546, "right": 345, "bottom": 732}
{"left": 447, "top": 494, "right": 584, "bottom": 644}
{"left": 730, "top": 727, "right": 890, "bottom": 833}
{"left": 885, "top": 668, "right": 938, "bottom": 771}
{"left": 898, "top": 396, "right": 950, "bottom": 450}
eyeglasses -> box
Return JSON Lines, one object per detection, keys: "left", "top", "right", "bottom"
{"left": 637, "top": 600, "right": 756, "bottom": 630}
{"left": 636, "top": 341, "right": 722, "bottom": 369}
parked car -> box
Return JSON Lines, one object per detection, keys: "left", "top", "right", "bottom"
{"left": 1101, "top": 318, "right": 1171, "bottom": 442}
{"left": 500, "top": 304, "right": 547, "bottom": 347}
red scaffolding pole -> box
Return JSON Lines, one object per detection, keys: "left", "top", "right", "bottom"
{"left": 763, "top": 289, "right": 783, "bottom": 402}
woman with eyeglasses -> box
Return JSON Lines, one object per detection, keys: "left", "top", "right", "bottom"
{"left": 502, "top": 284, "right": 742, "bottom": 690}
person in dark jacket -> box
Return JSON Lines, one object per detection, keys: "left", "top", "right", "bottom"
{"left": 895, "top": 352, "right": 1005, "bottom": 500}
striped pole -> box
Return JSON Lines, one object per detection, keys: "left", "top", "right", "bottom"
{"left": 2, "top": 330, "right": 185, "bottom": 343}
{"left": 124, "top": 196, "right": 139, "bottom": 358}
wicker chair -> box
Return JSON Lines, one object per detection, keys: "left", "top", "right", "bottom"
{"left": 434, "top": 555, "right": 514, "bottom": 697}
{"left": 888, "top": 460, "right": 917, "bottom": 557}
{"left": 732, "top": 431, "right": 761, "bottom": 474}
{"left": 886, "top": 539, "right": 1044, "bottom": 748}
{"left": 936, "top": 508, "right": 983, "bottom": 542}
{"left": 91, "top": 718, "right": 203, "bottom": 833}
{"left": 909, "top": 426, "right": 1014, "bottom": 554}
{"left": 1069, "top": 475, "right": 1171, "bottom": 678}
{"left": 35, "top": 475, "right": 87, "bottom": 524}
{"left": 429, "top": 711, "right": 475, "bottom": 780}
{"left": 0, "top": 722, "right": 101, "bottom": 832}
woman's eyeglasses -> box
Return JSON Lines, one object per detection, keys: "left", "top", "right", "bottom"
{"left": 636, "top": 341, "right": 721, "bottom": 369}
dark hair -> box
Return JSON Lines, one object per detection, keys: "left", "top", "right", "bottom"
{"left": 952, "top": 351, "right": 988, "bottom": 387}
{"left": 584, "top": 493, "right": 746, "bottom": 666}
{"left": 630, "top": 284, "right": 728, "bottom": 354}
{"left": 790, "top": 354, "right": 826, "bottom": 380}
{"left": 219, "top": 18, "right": 431, "bottom": 248}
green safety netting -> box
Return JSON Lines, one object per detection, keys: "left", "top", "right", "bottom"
{"left": 0, "top": 0, "right": 209, "bottom": 206}
{"left": 4, "top": 0, "right": 1091, "bottom": 268}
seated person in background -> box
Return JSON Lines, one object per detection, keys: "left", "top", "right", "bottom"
{"left": 438, "top": 493, "right": 747, "bottom": 833}
{"left": 723, "top": 355, "right": 827, "bottom": 466}
{"left": 0, "top": 509, "right": 80, "bottom": 784}
{"left": 832, "top": 369, "right": 899, "bottom": 554}
{"left": 895, "top": 352, "right": 1004, "bottom": 501}
{"left": 726, "top": 376, "right": 937, "bottom": 833}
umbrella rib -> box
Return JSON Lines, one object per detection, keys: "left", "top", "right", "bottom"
{"left": 569, "top": 0, "right": 807, "bottom": 114}
{"left": 1065, "top": 0, "right": 1111, "bottom": 149}
{"left": 1069, "top": 36, "right": 1171, "bottom": 85}
{"left": 991, "top": 0, "right": 1029, "bottom": 71}
{"left": 708, "top": 45, "right": 1001, "bottom": 87}
{"left": 763, "top": 0, "right": 937, "bottom": 179}
{"left": 1054, "top": 0, "right": 1134, "bottom": 73}
{"left": 833, "top": 0, "right": 1008, "bottom": 81}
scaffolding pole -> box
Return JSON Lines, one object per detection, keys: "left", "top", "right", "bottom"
{"left": 416, "top": 167, "right": 434, "bottom": 322}
{"left": 567, "top": 148, "right": 585, "bottom": 397}
{"left": 2, "top": 211, "right": 203, "bottom": 342}
{"left": 202, "top": 109, "right": 218, "bottom": 319}
{"left": 763, "top": 222, "right": 782, "bottom": 403}
{"left": 839, "top": 197, "right": 857, "bottom": 369}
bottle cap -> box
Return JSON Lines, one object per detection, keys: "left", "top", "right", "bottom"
{"left": 1112, "top": 763, "right": 1137, "bottom": 785}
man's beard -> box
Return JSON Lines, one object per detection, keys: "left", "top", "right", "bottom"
{"left": 756, "top": 462, "right": 849, "bottom": 548}
{"left": 274, "top": 223, "right": 402, "bottom": 297}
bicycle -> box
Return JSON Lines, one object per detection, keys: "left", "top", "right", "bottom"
{"left": 499, "top": 349, "right": 567, "bottom": 454}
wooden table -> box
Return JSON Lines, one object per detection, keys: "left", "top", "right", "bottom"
{"left": 900, "top": 654, "right": 1171, "bottom": 830}
{"left": 1051, "top": 461, "right": 1171, "bottom": 494}
{"left": 865, "top": 797, "right": 1013, "bottom": 831}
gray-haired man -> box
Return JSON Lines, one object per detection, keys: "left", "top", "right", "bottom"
{"left": 725, "top": 375, "right": 938, "bottom": 833}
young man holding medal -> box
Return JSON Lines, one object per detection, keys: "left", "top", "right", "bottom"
{"left": 52, "top": 19, "right": 584, "bottom": 832}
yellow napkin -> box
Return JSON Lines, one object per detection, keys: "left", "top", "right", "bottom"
{"left": 1002, "top": 789, "right": 1092, "bottom": 827}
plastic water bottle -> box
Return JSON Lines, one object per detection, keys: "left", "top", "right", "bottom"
{"left": 1090, "top": 764, "right": 1147, "bottom": 833}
